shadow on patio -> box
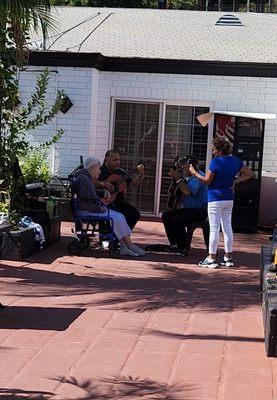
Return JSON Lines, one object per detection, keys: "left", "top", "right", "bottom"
{"left": 143, "top": 329, "right": 264, "bottom": 343}
{"left": 0, "top": 259, "right": 259, "bottom": 312}
{"left": 0, "top": 376, "right": 191, "bottom": 399}
{"left": 0, "top": 388, "right": 54, "bottom": 399}
{"left": 21, "top": 217, "right": 271, "bottom": 266}
{"left": 0, "top": 306, "right": 85, "bottom": 330}
{"left": 24, "top": 233, "right": 267, "bottom": 271}
{"left": 53, "top": 375, "right": 191, "bottom": 400}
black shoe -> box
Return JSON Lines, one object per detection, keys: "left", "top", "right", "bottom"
{"left": 168, "top": 246, "right": 186, "bottom": 256}
{"left": 167, "top": 245, "right": 178, "bottom": 253}
{"left": 167, "top": 246, "right": 184, "bottom": 254}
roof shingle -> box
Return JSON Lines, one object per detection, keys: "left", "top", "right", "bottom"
{"left": 31, "top": 8, "right": 277, "bottom": 64}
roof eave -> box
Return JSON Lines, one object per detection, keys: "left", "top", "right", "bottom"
{"left": 29, "top": 51, "right": 277, "bottom": 78}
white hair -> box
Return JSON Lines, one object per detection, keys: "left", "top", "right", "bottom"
{"left": 84, "top": 156, "right": 101, "bottom": 169}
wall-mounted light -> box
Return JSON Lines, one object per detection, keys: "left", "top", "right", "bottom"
{"left": 59, "top": 95, "right": 73, "bottom": 114}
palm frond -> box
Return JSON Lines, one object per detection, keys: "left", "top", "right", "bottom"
{"left": 0, "top": 0, "right": 58, "bottom": 40}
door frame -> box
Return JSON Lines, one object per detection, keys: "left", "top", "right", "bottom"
{"left": 110, "top": 97, "right": 214, "bottom": 217}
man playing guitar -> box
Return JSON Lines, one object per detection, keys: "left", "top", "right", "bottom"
{"left": 162, "top": 155, "right": 208, "bottom": 254}
{"left": 96, "top": 150, "right": 145, "bottom": 230}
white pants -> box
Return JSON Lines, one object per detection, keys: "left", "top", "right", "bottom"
{"left": 77, "top": 209, "right": 131, "bottom": 240}
{"left": 208, "top": 200, "right": 234, "bottom": 255}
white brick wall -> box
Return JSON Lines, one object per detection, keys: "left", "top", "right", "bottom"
{"left": 20, "top": 67, "right": 277, "bottom": 177}
{"left": 19, "top": 66, "right": 95, "bottom": 177}
{"left": 97, "top": 71, "right": 277, "bottom": 172}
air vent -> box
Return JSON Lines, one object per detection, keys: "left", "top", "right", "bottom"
{"left": 215, "top": 14, "right": 243, "bottom": 26}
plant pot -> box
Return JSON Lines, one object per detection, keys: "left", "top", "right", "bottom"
{"left": 43, "top": 216, "right": 61, "bottom": 247}
{"left": 54, "top": 198, "right": 73, "bottom": 221}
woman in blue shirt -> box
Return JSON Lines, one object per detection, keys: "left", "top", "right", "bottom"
{"left": 189, "top": 136, "right": 253, "bottom": 268}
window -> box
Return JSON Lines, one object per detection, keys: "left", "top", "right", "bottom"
{"left": 113, "top": 102, "right": 209, "bottom": 215}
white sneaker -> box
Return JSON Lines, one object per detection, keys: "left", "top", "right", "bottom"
{"left": 128, "top": 244, "right": 147, "bottom": 256}
{"left": 198, "top": 257, "right": 218, "bottom": 269}
{"left": 120, "top": 247, "right": 139, "bottom": 257}
{"left": 220, "top": 257, "right": 235, "bottom": 268}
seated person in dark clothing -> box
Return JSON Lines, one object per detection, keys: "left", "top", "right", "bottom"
{"left": 74, "top": 156, "right": 146, "bottom": 257}
{"left": 162, "top": 155, "right": 208, "bottom": 253}
{"left": 96, "top": 150, "right": 144, "bottom": 230}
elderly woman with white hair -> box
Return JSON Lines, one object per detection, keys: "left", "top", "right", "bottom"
{"left": 74, "top": 156, "right": 146, "bottom": 257}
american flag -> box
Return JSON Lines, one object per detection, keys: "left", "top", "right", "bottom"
{"left": 214, "top": 115, "right": 235, "bottom": 145}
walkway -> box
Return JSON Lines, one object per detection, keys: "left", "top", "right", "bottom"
{"left": 0, "top": 221, "right": 276, "bottom": 400}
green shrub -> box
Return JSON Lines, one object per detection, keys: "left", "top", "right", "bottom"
{"left": 0, "top": 201, "right": 8, "bottom": 214}
{"left": 20, "top": 150, "right": 52, "bottom": 186}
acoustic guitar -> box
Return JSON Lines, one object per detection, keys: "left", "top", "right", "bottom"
{"left": 104, "top": 161, "right": 151, "bottom": 203}
{"left": 167, "top": 155, "right": 199, "bottom": 210}
{"left": 167, "top": 156, "right": 190, "bottom": 210}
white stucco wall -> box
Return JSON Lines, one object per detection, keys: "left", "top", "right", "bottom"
{"left": 20, "top": 66, "right": 277, "bottom": 177}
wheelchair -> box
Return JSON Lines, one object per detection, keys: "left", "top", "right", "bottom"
{"left": 67, "top": 195, "right": 118, "bottom": 257}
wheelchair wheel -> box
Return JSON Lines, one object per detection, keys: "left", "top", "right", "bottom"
{"left": 80, "top": 236, "right": 90, "bottom": 249}
{"left": 109, "top": 241, "right": 117, "bottom": 258}
{"left": 67, "top": 239, "right": 83, "bottom": 256}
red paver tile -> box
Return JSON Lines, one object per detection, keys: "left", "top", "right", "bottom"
{"left": 135, "top": 337, "right": 182, "bottom": 353}
{"left": 122, "top": 351, "right": 176, "bottom": 381}
{"left": 224, "top": 363, "right": 272, "bottom": 385}
{"left": 183, "top": 338, "right": 225, "bottom": 354}
{"left": 6, "top": 374, "right": 60, "bottom": 394}
{"left": 146, "top": 311, "right": 191, "bottom": 333}
{"left": 226, "top": 340, "right": 266, "bottom": 357}
{"left": 19, "top": 355, "right": 73, "bottom": 377}
{"left": 72, "top": 360, "right": 123, "bottom": 377}
{"left": 221, "top": 384, "right": 273, "bottom": 400}
{"left": 63, "top": 309, "right": 114, "bottom": 335}
{"left": 104, "top": 310, "right": 150, "bottom": 329}
{"left": 183, "top": 383, "right": 219, "bottom": 400}
{"left": 173, "top": 353, "right": 222, "bottom": 383}
{"left": 0, "top": 358, "right": 28, "bottom": 385}
{"left": 80, "top": 349, "right": 130, "bottom": 365}
{"left": 92, "top": 336, "right": 138, "bottom": 352}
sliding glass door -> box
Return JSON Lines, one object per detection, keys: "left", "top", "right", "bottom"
{"left": 112, "top": 101, "right": 209, "bottom": 215}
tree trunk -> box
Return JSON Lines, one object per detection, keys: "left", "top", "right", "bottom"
{"left": 9, "top": 158, "right": 26, "bottom": 215}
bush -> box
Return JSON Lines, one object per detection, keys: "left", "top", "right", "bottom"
{"left": 0, "top": 201, "right": 8, "bottom": 214}
{"left": 20, "top": 150, "right": 52, "bottom": 186}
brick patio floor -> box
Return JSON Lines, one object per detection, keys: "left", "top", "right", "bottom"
{"left": 0, "top": 221, "right": 277, "bottom": 399}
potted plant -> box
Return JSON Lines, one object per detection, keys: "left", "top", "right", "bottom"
{"left": 20, "top": 149, "right": 62, "bottom": 249}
